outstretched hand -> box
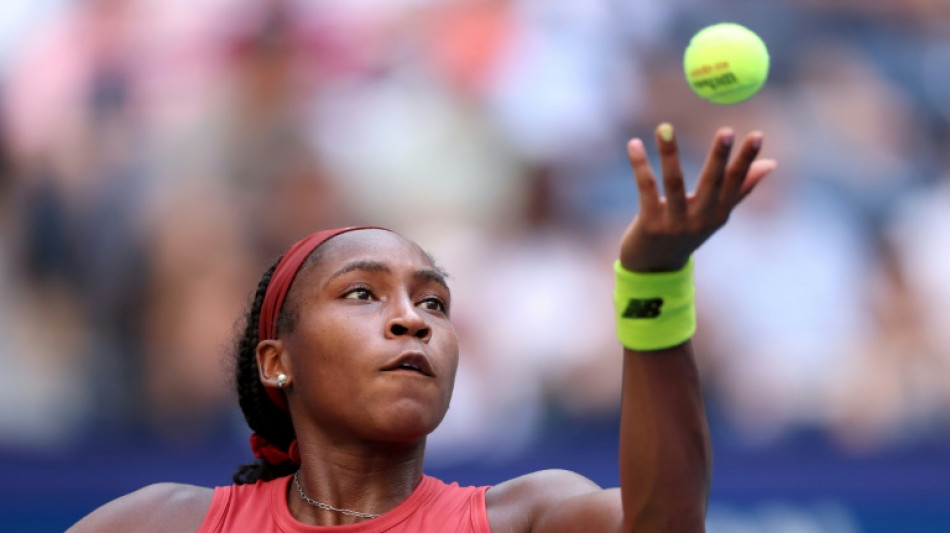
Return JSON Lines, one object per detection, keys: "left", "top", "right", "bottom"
{"left": 619, "top": 123, "right": 777, "bottom": 272}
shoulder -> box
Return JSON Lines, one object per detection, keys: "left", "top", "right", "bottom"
{"left": 486, "top": 469, "right": 601, "bottom": 506}
{"left": 67, "top": 483, "right": 215, "bottom": 533}
{"left": 485, "top": 470, "right": 623, "bottom": 533}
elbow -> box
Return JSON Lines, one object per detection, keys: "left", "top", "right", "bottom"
{"left": 622, "top": 461, "right": 710, "bottom": 532}
{"left": 624, "top": 501, "right": 707, "bottom": 533}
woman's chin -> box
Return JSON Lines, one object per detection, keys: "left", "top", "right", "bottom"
{"left": 370, "top": 407, "right": 446, "bottom": 444}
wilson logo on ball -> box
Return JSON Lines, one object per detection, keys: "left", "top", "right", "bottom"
{"left": 691, "top": 72, "right": 739, "bottom": 91}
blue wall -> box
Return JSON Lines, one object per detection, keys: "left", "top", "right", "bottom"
{"left": 7, "top": 418, "right": 949, "bottom": 532}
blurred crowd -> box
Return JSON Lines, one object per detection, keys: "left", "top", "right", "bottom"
{"left": 1, "top": 0, "right": 949, "bottom": 464}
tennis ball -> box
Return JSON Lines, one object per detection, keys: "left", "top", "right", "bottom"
{"left": 683, "top": 23, "right": 769, "bottom": 105}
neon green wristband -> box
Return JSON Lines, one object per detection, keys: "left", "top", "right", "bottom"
{"left": 613, "top": 258, "right": 696, "bottom": 351}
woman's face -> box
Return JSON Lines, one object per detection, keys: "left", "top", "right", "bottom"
{"left": 279, "top": 229, "right": 459, "bottom": 444}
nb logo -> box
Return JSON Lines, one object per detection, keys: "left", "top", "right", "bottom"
{"left": 622, "top": 298, "right": 664, "bottom": 319}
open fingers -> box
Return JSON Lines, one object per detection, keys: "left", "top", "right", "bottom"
{"left": 655, "top": 123, "right": 687, "bottom": 220}
{"left": 626, "top": 138, "right": 662, "bottom": 219}
{"left": 627, "top": 127, "right": 774, "bottom": 225}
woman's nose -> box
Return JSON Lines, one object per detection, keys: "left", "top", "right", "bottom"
{"left": 385, "top": 300, "right": 432, "bottom": 342}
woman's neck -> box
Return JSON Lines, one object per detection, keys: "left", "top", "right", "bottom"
{"left": 287, "top": 438, "right": 426, "bottom": 526}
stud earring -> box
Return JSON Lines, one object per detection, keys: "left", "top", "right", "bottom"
{"left": 276, "top": 373, "right": 289, "bottom": 388}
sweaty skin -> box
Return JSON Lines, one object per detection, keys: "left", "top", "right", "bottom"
{"left": 67, "top": 124, "right": 776, "bottom": 533}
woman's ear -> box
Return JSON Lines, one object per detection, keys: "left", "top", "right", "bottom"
{"left": 257, "top": 339, "right": 291, "bottom": 388}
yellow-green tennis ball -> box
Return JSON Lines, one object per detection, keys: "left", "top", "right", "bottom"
{"left": 684, "top": 23, "right": 770, "bottom": 105}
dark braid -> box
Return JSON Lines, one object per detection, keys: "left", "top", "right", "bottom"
{"left": 232, "top": 258, "right": 298, "bottom": 484}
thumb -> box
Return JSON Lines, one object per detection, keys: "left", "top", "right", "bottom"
{"left": 737, "top": 159, "right": 777, "bottom": 202}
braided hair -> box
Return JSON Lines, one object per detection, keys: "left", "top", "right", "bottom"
{"left": 232, "top": 257, "right": 298, "bottom": 484}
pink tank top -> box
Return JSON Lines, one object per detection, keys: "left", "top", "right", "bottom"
{"left": 197, "top": 475, "right": 492, "bottom": 533}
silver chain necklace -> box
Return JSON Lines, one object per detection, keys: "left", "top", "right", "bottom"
{"left": 293, "top": 471, "right": 381, "bottom": 520}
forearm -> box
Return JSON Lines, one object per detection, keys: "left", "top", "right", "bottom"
{"left": 618, "top": 340, "right": 711, "bottom": 532}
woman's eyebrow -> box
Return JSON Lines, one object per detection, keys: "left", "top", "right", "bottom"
{"left": 325, "top": 260, "right": 450, "bottom": 292}
{"left": 415, "top": 268, "right": 450, "bottom": 292}
{"left": 326, "top": 260, "right": 390, "bottom": 286}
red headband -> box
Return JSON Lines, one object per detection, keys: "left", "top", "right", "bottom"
{"left": 259, "top": 226, "right": 387, "bottom": 411}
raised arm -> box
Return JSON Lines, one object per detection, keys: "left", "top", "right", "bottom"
{"left": 616, "top": 124, "right": 774, "bottom": 531}
{"left": 484, "top": 123, "right": 776, "bottom": 533}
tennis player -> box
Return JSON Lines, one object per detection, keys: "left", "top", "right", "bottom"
{"left": 68, "top": 123, "right": 775, "bottom": 532}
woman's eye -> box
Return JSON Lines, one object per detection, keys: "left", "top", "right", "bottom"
{"left": 418, "top": 298, "right": 446, "bottom": 313}
{"left": 343, "top": 288, "right": 373, "bottom": 300}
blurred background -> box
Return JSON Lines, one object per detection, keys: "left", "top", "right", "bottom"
{"left": 1, "top": 0, "right": 949, "bottom": 531}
